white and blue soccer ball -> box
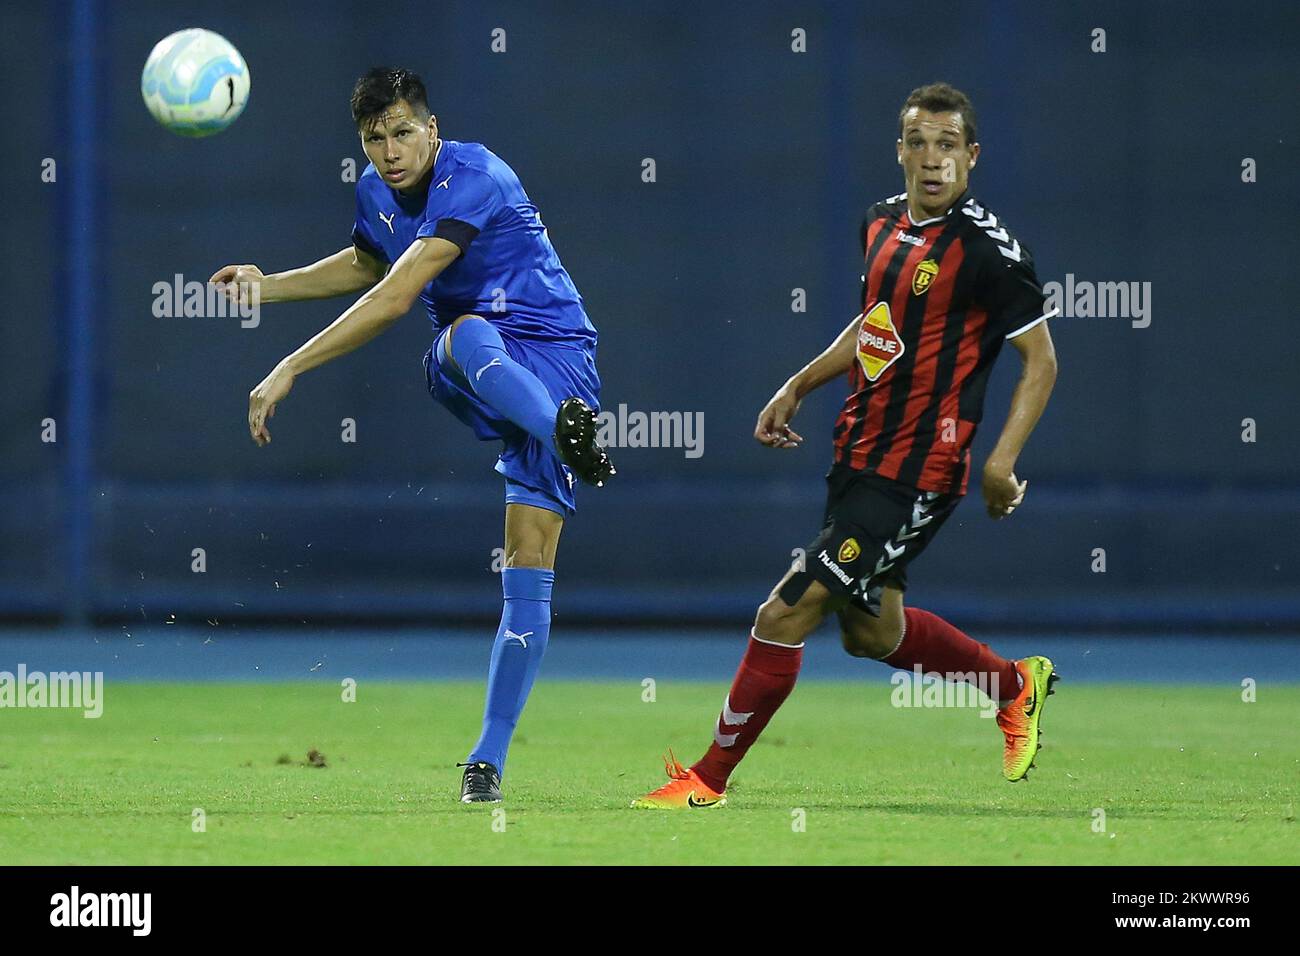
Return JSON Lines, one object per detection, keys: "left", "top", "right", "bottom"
{"left": 141, "top": 28, "right": 250, "bottom": 137}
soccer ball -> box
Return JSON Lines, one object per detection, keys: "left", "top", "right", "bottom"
{"left": 141, "top": 28, "right": 250, "bottom": 137}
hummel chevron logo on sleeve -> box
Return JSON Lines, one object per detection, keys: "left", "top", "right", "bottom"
{"left": 962, "top": 199, "right": 1022, "bottom": 262}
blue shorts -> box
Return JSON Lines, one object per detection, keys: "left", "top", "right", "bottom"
{"left": 422, "top": 325, "right": 601, "bottom": 516}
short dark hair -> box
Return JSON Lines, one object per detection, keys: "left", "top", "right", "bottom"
{"left": 898, "top": 83, "right": 977, "bottom": 146}
{"left": 350, "top": 67, "right": 430, "bottom": 129}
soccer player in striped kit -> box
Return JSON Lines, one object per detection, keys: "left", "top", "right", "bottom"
{"left": 634, "top": 83, "right": 1060, "bottom": 808}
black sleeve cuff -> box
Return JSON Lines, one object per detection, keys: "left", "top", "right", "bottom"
{"left": 350, "top": 226, "right": 387, "bottom": 263}
{"left": 432, "top": 218, "right": 481, "bottom": 254}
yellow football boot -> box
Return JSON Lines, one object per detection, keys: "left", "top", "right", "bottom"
{"left": 630, "top": 751, "right": 726, "bottom": 809}
{"left": 996, "top": 656, "right": 1059, "bottom": 782}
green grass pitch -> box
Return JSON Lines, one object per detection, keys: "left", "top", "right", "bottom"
{"left": 1, "top": 680, "right": 1295, "bottom": 865}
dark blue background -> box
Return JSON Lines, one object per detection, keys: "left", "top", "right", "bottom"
{"left": 3, "top": 1, "right": 1298, "bottom": 628}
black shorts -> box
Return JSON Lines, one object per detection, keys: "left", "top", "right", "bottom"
{"left": 785, "top": 465, "right": 962, "bottom": 616}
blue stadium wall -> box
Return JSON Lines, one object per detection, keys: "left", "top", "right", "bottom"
{"left": 2, "top": 1, "right": 1297, "bottom": 629}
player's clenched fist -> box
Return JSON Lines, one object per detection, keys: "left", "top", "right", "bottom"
{"left": 209, "top": 263, "right": 265, "bottom": 309}
{"left": 982, "top": 461, "right": 1027, "bottom": 519}
{"left": 755, "top": 385, "right": 804, "bottom": 449}
{"left": 248, "top": 361, "right": 295, "bottom": 447}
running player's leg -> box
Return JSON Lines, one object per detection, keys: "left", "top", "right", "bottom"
{"left": 690, "top": 570, "right": 838, "bottom": 789}
{"left": 632, "top": 567, "right": 837, "bottom": 808}
{"left": 461, "top": 500, "right": 563, "bottom": 802}
{"left": 443, "top": 314, "right": 560, "bottom": 453}
{"left": 815, "top": 473, "right": 1022, "bottom": 705}
{"left": 837, "top": 585, "right": 1019, "bottom": 704}
{"left": 837, "top": 587, "right": 1057, "bottom": 782}
{"left": 836, "top": 584, "right": 905, "bottom": 658}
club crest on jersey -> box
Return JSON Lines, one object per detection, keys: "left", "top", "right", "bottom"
{"left": 838, "top": 538, "right": 861, "bottom": 563}
{"left": 856, "top": 301, "right": 904, "bottom": 382}
{"left": 912, "top": 258, "right": 939, "bottom": 295}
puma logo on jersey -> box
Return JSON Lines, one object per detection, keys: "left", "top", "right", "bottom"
{"left": 378, "top": 211, "right": 396, "bottom": 233}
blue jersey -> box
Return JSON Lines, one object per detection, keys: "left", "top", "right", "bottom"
{"left": 351, "top": 140, "right": 596, "bottom": 347}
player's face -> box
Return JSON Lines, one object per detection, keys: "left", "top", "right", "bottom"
{"left": 360, "top": 100, "right": 439, "bottom": 192}
{"left": 896, "top": 108, "right": 979, "bottom": 218}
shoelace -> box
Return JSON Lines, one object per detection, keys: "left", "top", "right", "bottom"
{"left": 457, "top": 762, "right": 499, "bottom": 792}
{"left": 661, "top": 748, "right": 690, "bottom": 781}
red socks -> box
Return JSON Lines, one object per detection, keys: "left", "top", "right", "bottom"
{"left": 689, "top": 611, "right": 1013, "bottom": 793}
{"left": 691, "top": 632, "right": 802, "bottom": 793}
{"left": 885, "top": 607, "right": 1020, "bottom": 703}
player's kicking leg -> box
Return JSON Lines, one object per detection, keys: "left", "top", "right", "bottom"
{"left": 444, "top": 315, "right": 614, "bottom": 486}
{"left": 837, "top": 588, "right": 1058, "bottom": 782}
{"left": 631, "top": 569, "right": 838, "bottom": 809}
{"left": 459, "top": 502, "right": 563, "bottom": 803}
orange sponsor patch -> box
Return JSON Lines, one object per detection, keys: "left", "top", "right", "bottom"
{"left": 856, "top": 301, "right": 904, "bottom": 381}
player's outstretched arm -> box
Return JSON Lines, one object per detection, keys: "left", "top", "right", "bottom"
{"left": 755, "top": 312, "right": 863, "bottom": 449}
{"left": 246, "top": 237, "right": 460, "bottom": 446}
{"left": 210, "top": 245, "right": 388, "bottom": 308}
{"left": 982, "top": 321, "right": 1058, "bottom": 519}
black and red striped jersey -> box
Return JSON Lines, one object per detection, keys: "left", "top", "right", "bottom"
{"left": 831, "top": 191, "right": 1053, "bottom": 495}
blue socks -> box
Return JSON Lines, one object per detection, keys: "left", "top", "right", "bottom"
{"left": 467, "top": 567, "right": 554, "bottom": 775}
{"left": 447, "top": 321, "right": 561, "bottom": 775}
{"left": 446, "top": 319, "right": 559, "bottom": 453}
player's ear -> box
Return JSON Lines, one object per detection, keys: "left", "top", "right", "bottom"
{"left": 968, "top": 142, "right": 980, "bottom": 169}
{"left": 896, "top": 139, "right": 903, "bottom": 165}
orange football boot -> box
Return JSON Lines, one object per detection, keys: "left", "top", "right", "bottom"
{"left": 996, "top": 655, "right": 1059, "bottom": 781}
{"left": 630, "top": 750, "right": 726, "bottom": 809}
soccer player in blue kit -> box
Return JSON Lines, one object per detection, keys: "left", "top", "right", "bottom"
{"left": 211, "top": 68, "right": 614, "bottom": 804}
